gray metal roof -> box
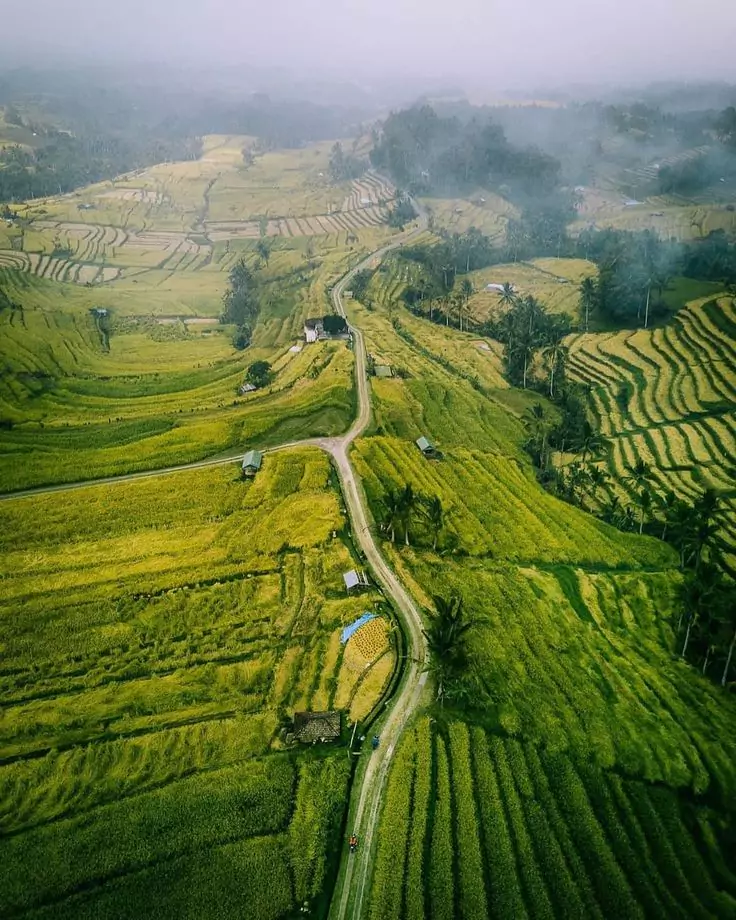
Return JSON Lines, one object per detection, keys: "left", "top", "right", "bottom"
{"left": 343, "top": 570, "right": 360, "bottom": 590}
{"left": 242, "top": 449, "right": 263, "bottom": 470}
{"left": 416, "top": 436, "right": 435, "bottom": 453}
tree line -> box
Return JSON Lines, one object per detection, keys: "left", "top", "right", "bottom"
{"left": 0, "top": 128, "right": 202, "bottom": 204}
{"left": 220, "top": 258, "right": 262, "bottom": 349}
{"left": 370, "top": 104, "right": 561, "bottom": 200}
{"left": 376, "top": 484, "right": 475, "bottom": 703}
{"left": 395, "top": 215, "right": 736, "bottom": 332}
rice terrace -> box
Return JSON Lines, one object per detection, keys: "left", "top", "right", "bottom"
{"left": 0, "top": 51, "right": 736, "bottom": 920}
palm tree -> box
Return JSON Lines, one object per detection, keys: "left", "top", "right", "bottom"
{"left": 499, "top": 282, "right": 517, "bottom": 308}
{"left": 658, "top": 489, "right": 679, "bottom": 541}
{"left": 576, "top": 421, "right": 608, "bottom": 465}
{"left": 586, "top": 466, "right": 609, "bottom": 505}
{"left": 625, "top": 459, "right": 651, "bottom": 494}
{"left": 669, "top": 499, "right": 699, "bottom": 570}
{"left": 564, "top": 461, "right": 590, "bottom": 505}
{"left": 602, "top": 494, "right": 621, "bottom": 524}
{"left": 381, "top": 488, "right": 403, "bottom": 543}
{"left": 638, "top": 488, "right": 654, "bottom": 535}
{"left": 423, "top": 594, "right": 474, "bottom": 702}
{"left": 460, "top": 278, "right": 474, "bottom": 306}
{"left": 424, "top": 495, "right": 445, "bottom": 551}
{"left": 523, "top": 403, "right": 552, "bottom": 469}
{"left": 579, "top": 276, "right": 598, "bottom": 331}
{"left": 542, "top": 339, "right": 568, "bottom": 399}
{"left": 621, "top": 506, "right": 637, "bottom": 532}
{"left": 680, "top": 564, "right": 722, "bottom": 659}
{"left": 256, "top": 238, "right": 272, "bottom": 267}
{"left": 399, "top": 484, "right": 417, "bottom": 546}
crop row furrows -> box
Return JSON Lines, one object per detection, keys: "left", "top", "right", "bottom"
{"left": 682, "top": 301, "right": 736, "bottom": 368}
{"left": 667, "top": 320, "right": 735, "bottom": 406}
{"left": 677, "top": 309, "right": 736, "bottom": 384}
{"left": 616, "top": 333, "right": 674, "bottom": 424}
{"left": 0, "top": 627, "right": 274, "bottom": 708}
{"left": 642, "top": 331, "right": 695, "bottom": 419}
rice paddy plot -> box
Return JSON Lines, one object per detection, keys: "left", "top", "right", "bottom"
{"left": 566, "top": 294, "right": 736, "bottom": 559}
{"left": 0, "top": 451, "right": 389, "bottom": 918}
{"left": 371, "top": 720, "right": 736, "bottom": 920}
{"left": 467, "top": 258, "right": 598, "bottom": 322}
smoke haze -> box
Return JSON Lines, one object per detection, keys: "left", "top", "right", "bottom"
{"left": 1, "top": 0, "right": 734, "bottom": 92}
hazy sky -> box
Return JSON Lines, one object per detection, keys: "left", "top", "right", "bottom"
{"left": 2, "top": 0, "right": 735, "bottom": 91}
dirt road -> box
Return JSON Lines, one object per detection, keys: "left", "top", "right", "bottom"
{"left": 326, "top": 216, "right": 430, "bottom": 920}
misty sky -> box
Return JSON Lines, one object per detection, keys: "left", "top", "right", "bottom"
{"left": 1, "top": 0, "right": 735, "bottom": 91}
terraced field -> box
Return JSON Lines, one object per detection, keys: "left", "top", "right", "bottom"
{"left": 0, "top": 450, "right": 396, "bottom": 919}
{"left": 571, "top": 183, "right": 736, "bottom": 241}
{"left": 420, "top": 192, "right": 517, "bottom": 239}
{"left": 0, "top": 261, "right": 359, "bottom": 491}
{"left": 342, "top": 279, "right": 736, "bottom": 918}
{"left": 467, "top": 258, "right": 598, "bottom": 321}
{"left": 566, "top": 294, "right": 736, "bottom": 561}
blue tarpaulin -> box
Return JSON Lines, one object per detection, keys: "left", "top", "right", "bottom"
{"left": 341, "top": 613, "right": 377, "bottom": 644}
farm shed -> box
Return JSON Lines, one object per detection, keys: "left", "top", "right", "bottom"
{"left": 241, "top": 450, "right": 263, "bottom": 478}
{"left": 343, "top": 570, "right": 370, "bottom": 593}
{"left": 304, "top": 317, "right": 324, "bottom": 343}
{"left": 416, "top": 436, "right": 439, "bottom": 458}
{"left": 239, "top": 382, "right": 257, "bottom": 394}
{"left": 373, "top": 364, "right": 393, "bottom": 378}
{"left": 304, "top": 315, "right": 349, "bottom": 343}
{"left": 293, "top": 711, "right": 341, "bottom": 743}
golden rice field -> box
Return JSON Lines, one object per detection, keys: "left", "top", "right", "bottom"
{"left": 571, "top": 184, "right": 736, "bottom": 241}
{"left": 566, "top": 294, "right": 736, "bottom": 559}
{"left": 420, "top": 191, "right": 517, "bottom": 239}
{"left": 467, "top": 257, "right": 598, "bottom": 321}
{"left": 0, "top": 449, "right": 394, "bottom": 918}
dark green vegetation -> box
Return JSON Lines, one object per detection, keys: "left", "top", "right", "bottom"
{"left": 370, "top": 106, "right": 561, "bottom": 198}
{"left": 0, "top": 125, "right": 201, "bottom": 203}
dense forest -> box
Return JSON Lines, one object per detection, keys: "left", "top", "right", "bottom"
{"left": 369, "top": 105, "right": 561, "bottom": 198}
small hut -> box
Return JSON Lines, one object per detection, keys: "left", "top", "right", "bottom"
{"left": 416, "top": 436, "right": 439, "bottom": 459}
{"left": 242, "top": 449, "right": 263, "bottom": 478}
{"left": 343, "top": 569, "right": 370, "bottom": 593}
{"left": 293, "top": 711, "right": 341, "bottom": 744}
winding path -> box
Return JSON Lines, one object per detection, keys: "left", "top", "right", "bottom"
{"left": 2, "top": 209, "right": 431, "bottom": 919}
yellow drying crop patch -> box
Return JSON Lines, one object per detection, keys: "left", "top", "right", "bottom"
{"left": 349, "top": 652, "right": 396, "bottom": 722}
